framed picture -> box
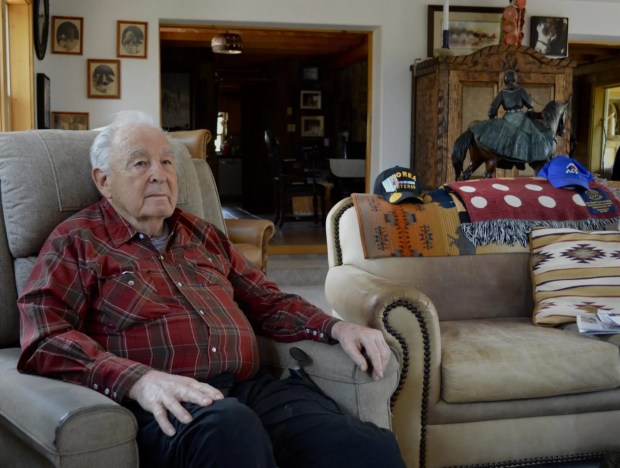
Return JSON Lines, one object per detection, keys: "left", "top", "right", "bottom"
{"left": 302, "top": 66, "right": 319, "bottom": 81}
{"left": 427, "top": 5, "right": 503, "bottom": 57}
{"left": 52, "top": 111, "right": 89, "bottom": 130}
{"left": 117, "top": 20, "right": 148, "bottom": 59}
{"left": 36, "top": 73, "right": 50, "bottom": 129}
{"left": 51, "top": 16, "right": 83, "bottom": 55}
{"left": 33, "top": 0, "right": 50, "bottom": 60}
{"left": 301, "top": 116, "right": 324, "bottom": 137}
{"left": 300, "top": 90, "right": 322, "bottom": 110}
{"left": 530, "top": 16, "right": 569, "bottom": 58}
{"left": 87, "top": 59, "right": 121, "bottom": 99}
{"left": 161, "top": 73, "right": 192, "bottom": 130}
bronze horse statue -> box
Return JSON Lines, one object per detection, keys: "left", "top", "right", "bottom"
{"left": 452, "top": 99, "right": 569, "bottom": 180}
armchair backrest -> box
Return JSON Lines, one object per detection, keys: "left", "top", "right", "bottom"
{"left": 0, "top": 130, "right": 224, "bottom": 348}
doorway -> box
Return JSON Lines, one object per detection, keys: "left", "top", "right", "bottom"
{"left": 159, "top": 25, "right": 372, "bottom": 223}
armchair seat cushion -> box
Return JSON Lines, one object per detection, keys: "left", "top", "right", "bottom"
{"left": 441, "top": 317, "right": 620, "bottom": 403}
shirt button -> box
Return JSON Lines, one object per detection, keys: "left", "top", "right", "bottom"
{"left": 93, "top": 384, "right": 98, "bottom": 390}
{"left": 319, "top": 333, "right": 324, "bottom": 339}
{"left": 198, "top": 310, "right": 205, "bottom": 315}
{"left": 104, "top": 388, "right": 110, "bottom": 395}
{"left": 305, "top": 328, "right": 310, "bottom": 334}
{"left": 128, "top": 280, "right": 135, "bottom": 286}
{"left": 211, "top": 347, "right": 217, "bottom": 353}
{"left": 139, "top": 234, "right": 145, "bottom": 239}
{"left": 159, "top": 255, "right": 164, "bottom": 260}
{"left": 177, "top": 282, "right": 182, "bottom": 287}
{"left": 312, "top": 331, "right": 317, "bottom": 336}
{"left": 113, "top": 392, "right": 117, "bottom": 398}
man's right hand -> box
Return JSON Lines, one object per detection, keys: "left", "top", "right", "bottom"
{"left": 128, "top": 370, "right": 224, "bottom": 436}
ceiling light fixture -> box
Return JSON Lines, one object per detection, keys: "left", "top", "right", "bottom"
{"left": 211, "top": 32, "right": 243, "bottom": 54}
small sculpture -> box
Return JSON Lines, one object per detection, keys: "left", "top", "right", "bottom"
{"left": 452, "top": 70, "right": 569, "bottom": 180}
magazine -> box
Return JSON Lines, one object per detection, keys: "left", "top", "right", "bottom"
{"left": 577, "top": 312, "right": 620, "bottom": 335}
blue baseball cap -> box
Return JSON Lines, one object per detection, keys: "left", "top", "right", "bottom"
{"left": 538, "top": 155, "right": 594, "bottom": 189}
{"left": 373, "top": 166, "right": 424, "bottom": 204}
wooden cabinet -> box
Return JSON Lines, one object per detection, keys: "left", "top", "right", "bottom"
{"left": 410, "top": 45, "right": 575, "bottom": 190}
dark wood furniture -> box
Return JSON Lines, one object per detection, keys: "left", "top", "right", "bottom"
{"left": 410, "top": 45, "right": 575, "bottom": 190}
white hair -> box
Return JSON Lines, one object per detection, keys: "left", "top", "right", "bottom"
{"left": 89, "top": 110, "right": 163, "bottom": 171}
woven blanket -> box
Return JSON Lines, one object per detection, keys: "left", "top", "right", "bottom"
{"left": 352, "top": 193, "right": 528, "bottom": 258}
{"left": 445, "top": 178, "right": 620, "bottom": 246}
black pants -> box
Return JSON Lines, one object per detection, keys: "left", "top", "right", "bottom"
{"left": 126, "top": 371, "right": 405, "bottom": 468}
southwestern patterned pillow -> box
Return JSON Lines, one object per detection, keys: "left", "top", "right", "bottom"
{"left": 530, "top": 228, "right": 620, "bottom": 325}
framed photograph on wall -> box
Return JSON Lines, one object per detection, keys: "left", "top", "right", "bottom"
{"left": 87, "top": 59, "right": 121, "bottom": 99}
{"left": 301, "top": 116, "right": 324, "bottom": 137}
{"left": 36, "top": 73, "right": 50, "bottom": 129}
{"left": 161, "top": 73, "right": 191, "bottom": 130}
{"left": 530, "top": 16, "right": 569, "bottom": 58}
{"left": 427, "top": 5, "right": 503, "bottom": 57}
{"left": 51, "top": 16, "right": 83, "bottom": 55}
{"left": 117, "top": 20, "right": 148, "bottom": 58}
{"left": 300, "top": 90, "right": 322, "bottom": 110}
{"left": 302, "top": 66, "right": 319, "bottom": 81}
{"left": 52, "top": 111, "right": 89, "bottom": 130}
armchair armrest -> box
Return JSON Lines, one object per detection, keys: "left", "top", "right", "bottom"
{"left": 0, "top": 348, "right": 138, "bottom": 468}
{"left": 225, "top": 218, "right": 275, "bottom": 272}
{"left": 257, "top": 335, "right": 399, "bottom": 430}
{"left": 324, "top": 264, "right": 442, "bottom": 464}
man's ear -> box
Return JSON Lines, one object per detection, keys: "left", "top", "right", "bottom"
{"left": 92, "top": 168, "right": 112, "bottom": 199}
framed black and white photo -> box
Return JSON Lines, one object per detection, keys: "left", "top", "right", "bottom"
{"left": 302, "top": 66, "right": 319, "bottom": 81}
{"left": 301, "top": 116, "right": 324, "bottom": 137}
{"left": 300, "top": 90, "right": 321, "bottom": 110}
{"left": 117, "top": 20, "right": 148, "bottom": 59}
{"left": 87, "top": 59, "right": 121, "bottom": 99}
{"left": 530, "top": 16, "right": 569, "bottom": 58}
{"left": 51, "top": 16, "right": 83, "bottom": 55}
{"left": 52, "top": 111, "right": 89, "bottom": 130}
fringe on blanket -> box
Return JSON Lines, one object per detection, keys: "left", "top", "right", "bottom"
{"left": 459, "top": 217, "right": 620, "bottom": 247}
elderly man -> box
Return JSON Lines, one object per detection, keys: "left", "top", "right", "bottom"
{"left": 17, "top": 111, "right": 404, "bottom": 468}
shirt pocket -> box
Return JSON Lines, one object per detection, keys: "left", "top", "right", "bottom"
{"left": 181, "top": 246, "right": 229, "bottom": 287}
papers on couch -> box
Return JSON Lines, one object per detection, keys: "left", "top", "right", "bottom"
{"left": 577, "top": 312, "right": 620, "bottom": 335}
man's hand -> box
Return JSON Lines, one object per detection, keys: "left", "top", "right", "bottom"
{"left": 331, "top": 322, "right": 391, "bottom": 381}
{"left": 128, "top": 370, "right": 224, "bottom": 436}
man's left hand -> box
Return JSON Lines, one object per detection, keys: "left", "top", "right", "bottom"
{"left": 331, "top": 322, "right": 391, "bottom": 380}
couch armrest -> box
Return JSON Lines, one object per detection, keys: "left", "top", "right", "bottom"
{"left": 225, "top": 218, "right": 276, "bottom": 272}
{"left": 325, "top": 265, "right": 442, "bottom": 463}
{"left": 257, "top": 335, "right": 399, "bottom": 430}
{"left": 0, "top": 348, "right": 138, "bottom": 468}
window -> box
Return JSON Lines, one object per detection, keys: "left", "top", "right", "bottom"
{"left": 214, "top": 111, "right": 228, "bottom": 153}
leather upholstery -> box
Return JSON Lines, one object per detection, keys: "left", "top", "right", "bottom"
{"left": 325, "top": 196, "right": 620, "bottom": 468}
{"left": 0, "top": 130, "right": 398, "bottom": 467}
{"left": 169, "top": 129, "right": 275, "bottom": 272}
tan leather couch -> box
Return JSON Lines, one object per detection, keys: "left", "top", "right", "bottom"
{"left": 0, "top": 130, "right": 399, "bottom": 467}
{"left": 325, "top": 196, "right": 620, "bottom": 468}
{"left": 170, "top": 129, "right": 275, "bottom": 272}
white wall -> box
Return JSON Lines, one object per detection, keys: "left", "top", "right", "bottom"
{"left": 38, "top": 0, "right": 620, "bottom": 182}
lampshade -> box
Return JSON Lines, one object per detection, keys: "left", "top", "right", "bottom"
{"left": 211, "top": 32, "right": 243, "bottom": 54}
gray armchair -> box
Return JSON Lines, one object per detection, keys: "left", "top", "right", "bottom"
{"left": 0, "top": 130, "right": 399, "bottom": 467}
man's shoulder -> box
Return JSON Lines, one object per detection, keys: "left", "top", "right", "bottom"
{"left": 51, "top": 200, "right": 106, "bottom": 237}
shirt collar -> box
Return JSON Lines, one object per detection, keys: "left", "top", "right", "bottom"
{"left": 99, "top": 198, "right": 181, "bottom": 248}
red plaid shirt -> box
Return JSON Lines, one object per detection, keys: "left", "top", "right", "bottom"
{"left": 18, "top": 199, "right": 338, "bottom": 403}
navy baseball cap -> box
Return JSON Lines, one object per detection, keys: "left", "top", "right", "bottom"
{"left": 373, "top": 166, "right": 423, "bottom": 204}
{"left": 538, "top": 155, "right": 594, "bottom": 189}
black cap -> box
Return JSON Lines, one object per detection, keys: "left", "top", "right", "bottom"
{"left": 373, "top": 166, "right": 423, "bottom": 204}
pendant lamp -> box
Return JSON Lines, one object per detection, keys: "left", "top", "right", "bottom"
{"left": 211, "top": 32, "right": 243, "bottom": 54}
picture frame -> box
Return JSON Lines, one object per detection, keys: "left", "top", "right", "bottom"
{"left": 87, "top": 59, "right": 121, "bottom": 99}
{"left": 161, "top": 73, "right": 192, "bottom": 130}
{"left": 300, "top": 90, "right": 322, "bottom": 110}
{"left": 301, "top": 116, "right": 324, "bottom": 137}
{"left": 36, "top": 73, "right": 50, "bottom": 129}
{"left": 302, "top": 66, "right": 319, "bottom": 81}
{"left": 530, "top": 16, "right": 569, "bottom": 58}
{"left": 427, "top": 5, "right": 503, "bottom": 57}
{"left": 51, "top": 16, "right": 83, "bottom": 55}
{"left": 52, "top": 111, "right": 89, "bottom": 130}
{"left": 33, "top": 0, "right": 50, "bottom": 60}
{"left": 117, "top": 20, "right": 148, "bottom": 59}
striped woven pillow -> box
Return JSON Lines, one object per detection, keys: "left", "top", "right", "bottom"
{"left": 530, "top": 228, "right": 620, "bottom": 325}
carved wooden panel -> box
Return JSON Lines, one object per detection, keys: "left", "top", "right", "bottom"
{"left": 411, "top": 45, "right": 575, "bottom": 190}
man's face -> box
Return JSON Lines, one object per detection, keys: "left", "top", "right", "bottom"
{"left": 93, "top": 126, "right": 178, "bottom": 235}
